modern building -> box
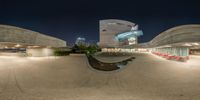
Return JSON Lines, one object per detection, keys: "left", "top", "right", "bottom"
{"left": 75, "top": 37, "right": 86, "bottom": 46}
{"left": 98, "top": 19, "right": 200, "bottom": 61}
{"left": 136, "top": 25, "right": 200, "bottom": 61}
{"left": 98, "top": 19, "right": 143, "bottom": 52}
{"left": 0, "top": 25, "right": 66, "bottom": 57}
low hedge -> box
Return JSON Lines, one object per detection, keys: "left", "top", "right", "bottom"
{"left": 54, "top": 50, "right": 70, "bottom": 56}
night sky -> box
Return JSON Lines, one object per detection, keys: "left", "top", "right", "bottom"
{"left": 0, "top": 0, "right": 200, "bottom": 44}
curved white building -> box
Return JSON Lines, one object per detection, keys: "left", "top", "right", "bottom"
{"left": 0, "top": 25, "right": 66, "bottom": 56}
{"left": 132, "top": 24, "right": 200, "bottom": 61}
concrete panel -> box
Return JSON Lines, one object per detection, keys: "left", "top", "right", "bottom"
{"left": 26, "top": 48, "right": 54, "bottom": 57}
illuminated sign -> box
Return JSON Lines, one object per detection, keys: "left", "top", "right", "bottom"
{"left": 115, "top": 30, "right": 143, "bottom": 41}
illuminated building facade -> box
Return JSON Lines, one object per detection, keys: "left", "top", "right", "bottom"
{"left": 98, "top": 19, "right": 200, "bottom": 61}
{"left": 0, "top": 25, "right": 66, "bottom": 57}
{"left": 135, "top": 25, "right": 200, "bottom": 61}
{"left": 98, "top": 19, "right": 143, "bottom": 52}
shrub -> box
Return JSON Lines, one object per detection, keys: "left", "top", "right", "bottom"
{"left": 54, "top": 50, "right": 70, "bottom": 56}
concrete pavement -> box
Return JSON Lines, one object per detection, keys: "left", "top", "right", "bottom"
{"left": 0, "top": 53, "right": 199, "bottom": 100}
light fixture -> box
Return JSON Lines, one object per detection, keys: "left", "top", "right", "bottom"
{"left": 129, "top": 42, "right": 135, "bottom": 45}
{"left": 192, "top": 43, "right": 199, "bottom": 46}
{"left": 184, "top": 43, "right": 192, "bottom": 46}
{"left": 28, "top": 46, "right": 40, "bottom": 48}
{"left": 128, "top": 37, "right": 136, "bottom": 41}
{"left": 161, "top": 45, "right": 172, "bottom": 48}
{"left": 33, "top": 46, "right": 40, "bottom": 48}
{"left": 15, "top": 44, "right": 21, "bottom": 47}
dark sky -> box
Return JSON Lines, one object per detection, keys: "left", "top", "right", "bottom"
{"left": 0, "top": 0, "right": 200, "bottom": 44}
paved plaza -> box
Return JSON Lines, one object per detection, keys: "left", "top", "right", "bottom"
{"left": 0, "top": 53, "right": 200, "bottom": 100}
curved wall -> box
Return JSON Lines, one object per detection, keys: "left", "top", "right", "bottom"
{"left": 0, "top": 25, "right": 66, "bottom": 47}
{"left": 149, "top": 25, "right": 200, "bottom": 47}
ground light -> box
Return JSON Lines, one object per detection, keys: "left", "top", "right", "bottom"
{"left": 15, "top": 44, "right": 21, "bottom": 47}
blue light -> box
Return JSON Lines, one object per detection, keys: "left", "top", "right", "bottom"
{"left": 115, "top": 30, "right": 143, "bottom": 41}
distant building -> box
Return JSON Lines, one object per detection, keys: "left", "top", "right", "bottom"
{"left": 75, "top": 37, "right": 86, "bottom": 46}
